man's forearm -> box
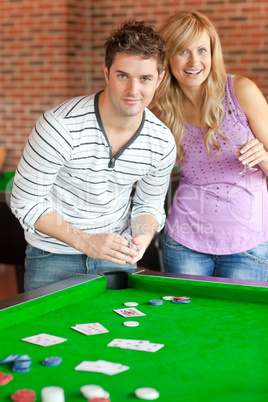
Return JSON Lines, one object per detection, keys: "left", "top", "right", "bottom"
{"left": 34, "top": 211, "right": 87, "bottom": 253}
{"left": 34, "top": 211, "right": 137, "bottom": 264}
{"left": 128, "top": 215, "right": 159, "bottom": 264}
{"left": 131, "top": 215, "right": 159, "bottom": 247}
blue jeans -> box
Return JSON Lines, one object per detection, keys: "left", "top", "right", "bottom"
{"left": 24, "top": 244, "right": 137, "bottom": 291}
{"left": 163, "top": 232, "right": 268, "bottom": 282}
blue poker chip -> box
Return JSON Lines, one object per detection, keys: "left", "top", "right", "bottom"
{"left": 12, "top": 366, "right": 31, "bottom": 373}
{"left": 149, "top": 299, "right": 163, "bottom": 306}
{"left": 13, "top": 361, "right": 32, "bottom": 369}
{"left": 172, "top": 299, "right": 191, "bottom": 304}
{"left": 42, "top": 356, "right": 63, "bottom": 367}
{"left": 12, "top": 355, "right": 32, "bottom": 373}
{"left": 12, "top": 355, "right": 32, "bottom": 372}
{"left": 14, "top": 354, "right": 31, "bottom": 362}
{"left": 0, "top": 354, "right": 19, "bottom": 364}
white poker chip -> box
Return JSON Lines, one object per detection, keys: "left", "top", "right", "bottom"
{"left": 123, "top": 321, "right": 140, "bottom": 327}
{"left": 162, "top": 296, "right": 175, "bottom": 300}
{"left": 135, "top": 387, "right": 160, "bottom": 400}
{"left": 80, "top": 385, "right": 108, "bottom": 399}
{"left": 41, "top": 386, "right": 65, "bottom": 402}
{"left": 124, "top": 302, "right": 139, "bottom": 307}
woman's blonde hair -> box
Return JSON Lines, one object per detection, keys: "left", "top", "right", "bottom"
{"left": 154, "top": 11, "right": 226, "bottom": 163}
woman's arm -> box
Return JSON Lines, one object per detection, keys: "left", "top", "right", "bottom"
{"left": 233, "top": 76, "right": 268, "bottom": 175}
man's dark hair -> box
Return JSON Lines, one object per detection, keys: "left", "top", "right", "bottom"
{"left": 104, "top": 20, "right": 166, "bottom": 75}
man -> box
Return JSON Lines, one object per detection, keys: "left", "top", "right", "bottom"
{"left": 11, "top": 20, "right": 176, "bottom": 291}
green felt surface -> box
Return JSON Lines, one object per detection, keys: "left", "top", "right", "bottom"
{"left": 0, "top": 275, "right": 267, "bottom": 402}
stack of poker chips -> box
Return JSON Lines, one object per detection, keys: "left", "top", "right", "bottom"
{"left": 0, "top": 371, "right": 13, "bottom": 385}
{"left": 42, "top": 356, "right": 63, "bottom": 367}
{"left": 12, "top": 355, "right": 32, "bottom": 373}
{"left": 162, "top": 295, "right": 191, "bottom": 304}
{"left": 10, "top": 389, "right": 36, "bottom": 402}
{"left": 0, "top": 354, "right": 32, "bottom": 373}
{"left": 148, "top": 299, "right": 164, "bottom": 306}
{"left": 80, "top": 385, "right": 110, "bottom": 401}
{"left": 135, "top": 387, "right": 160, "bottom": 400}
{"left": 41, "top": 386, "right": 65, "bottom": 402}
{"left": 171, "top": 296, "right": 191, "bottom": 304}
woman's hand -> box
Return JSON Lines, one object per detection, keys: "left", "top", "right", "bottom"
{"left": 238, "top": 138, "right": 268, "bottom": 170}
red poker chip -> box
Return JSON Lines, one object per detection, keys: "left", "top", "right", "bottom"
{"left": 0, "top": 371, "right": 13, "bottom": 385}
{"left": 88, "top": 398, "right": 111, "bottom": 402}
{"left": 10, "top": 389, "right": 36, "bottom": 402}
{"left": 173, "top": 296, "right": 190, "bottom": 300}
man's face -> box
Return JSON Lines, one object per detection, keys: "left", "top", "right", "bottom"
{"left": 103, "top": 53, "right": 164, "bottom": 118}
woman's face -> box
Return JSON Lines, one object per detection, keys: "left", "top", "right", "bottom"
{"left": 169, "top": 31, "right": 212, "bottom": 90}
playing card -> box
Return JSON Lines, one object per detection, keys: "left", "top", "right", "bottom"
{"left": 74, "top": 360, "right": 130, "bottom": 375}
{"left": 71, "top": 322, "right": 109, "bottom": 335}
{"left": 21, "top": 333, "right": 67, "bottom": 347}
{"left": 107, "top": 338, "right": 164, "bottom": 352}
{"left": 127, "top": 342, "right": 165, "bottom": 352}
{"left": 94, "top": 360, "right": 130, "bottom": 375}
{"left": 107, "top": 338, "right": 149, "bottom": 348}
{"left": 114, "top": 308, "right": 146, "bottom": 318}
{"left": 74, "top": 360, "right": 103, "bottom": 372}
{"left": 122, "top": 233, "right": 137, "bottom": 251}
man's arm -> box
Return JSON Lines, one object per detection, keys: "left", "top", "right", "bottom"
{"left": 34, "top": 211, "right": 137, "bottom": 265}
{"left": 128, "top": 120, "right": 176, "bottom": 265}
{"left": 129, "top": 214, "right": 159, "bottom": 264}
{"left": 11, "top": 105, "right": 137, "bottom": 264}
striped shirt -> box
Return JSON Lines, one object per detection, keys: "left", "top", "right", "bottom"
{"left": 11, "top": 92, "right": 176, "bottom": 253}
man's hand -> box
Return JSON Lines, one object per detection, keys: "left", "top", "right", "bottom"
{"left": 128, "top": 214, "right": 160, "bottom": 265}
{"left": 35, "top": 213, "right": 137, "bottom": 265}
{"left": 82, "top": 233, "right": 138, "bottom": 265}
{"left": 127, "top": 234, "right": 150, "bottom": 265}
{"left": 34, "top": 211, "right": 158, "bottom": 266}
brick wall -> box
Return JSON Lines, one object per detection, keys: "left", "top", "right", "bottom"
{"left": 0, "top": 0, "right": 90, "bottom": 170}
{"left": 1, "top": 0, "right": 268, "bottom": 172}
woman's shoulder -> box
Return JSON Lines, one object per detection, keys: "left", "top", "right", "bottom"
{"left": 232, "top": 75, "right": 259, "bottom": 96}
{"left": 232, "top": 75, "right": 263, "bottom": 114}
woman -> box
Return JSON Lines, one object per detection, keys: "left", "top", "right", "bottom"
{"left": 154, "top": 11, "right": 268, "bottom": 281}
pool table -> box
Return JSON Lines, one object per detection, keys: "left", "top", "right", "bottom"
{"left": 0, "top": 270, "right": 267, "bottom": 402}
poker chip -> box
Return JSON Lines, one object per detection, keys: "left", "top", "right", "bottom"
{"left": 80, "top": 385, "right": 109, "bottom": 399}
{"left": 124, "top": 302, "right": 138, "bottom": 307}
{"left": 88, "top": 398, "right": 110, "bottom": 402}
{"left": 12, "top": 355, "right": 32, "bottom": 373}
{"left": 123, "top": 321, "right": 140, "bottom": 327}
{"left": 42, "top": 356, "right": 63, "bottom": 367}
{"left": 12, "top": 366, "right": 31, "bottom": 374}
{"left": 10, "top": 389, "right": 36, "bottom": 402}
{"left": 0, "top": 371, "right": 13, "bottom": 385}
{"left": 0, "top": 354, "right": 19, "bottom": 364}
{"left": 13, "top": 361, "right": 31, "bottom": 368}
{"left": 162, "top": 296, "right": 175, "bottom": 300}
{"left": 173, "top": 297, "right": 190, "bottom": 300}
{"left": 41, "top": 386, "right": 64, "bottom": 402}
{"left": 14, "top": 355, "right": 31, "bottom": 362}
{"left": 135, "top": 387, "right": 160, "bottom": 400}
{"left": 148, "top": 299, "right": 163, "bottom": 306}
{"left": 172, "top": 299, "right": 191, "bottom": 304}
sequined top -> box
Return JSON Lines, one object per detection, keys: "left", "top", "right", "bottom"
{"left": 166, "top": 74, "right": 268, "bottom": 254}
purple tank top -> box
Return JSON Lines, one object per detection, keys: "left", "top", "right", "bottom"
{"left": 166, "top": 75, "right": 268, "bottom": 254}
